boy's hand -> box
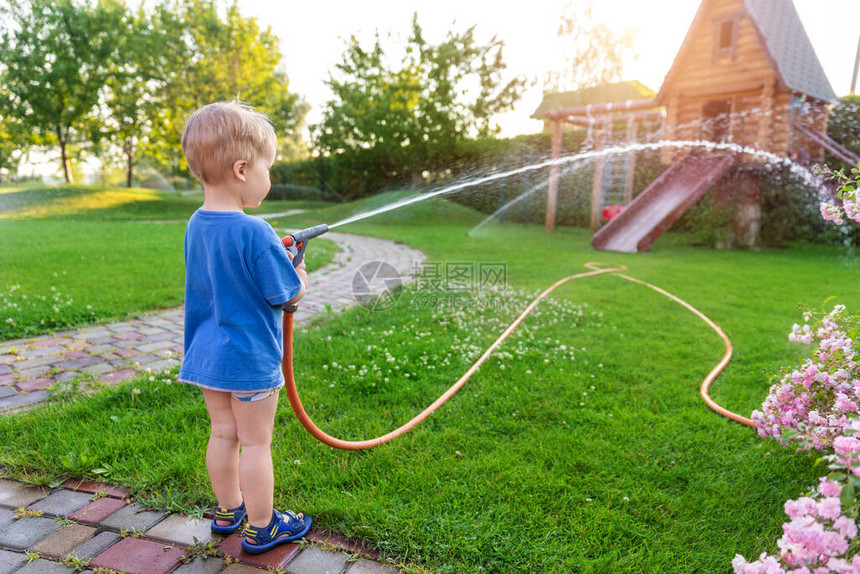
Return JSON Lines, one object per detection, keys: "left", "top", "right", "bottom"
{"left": 285, "top": 252, "right": 308, "bottom": 305}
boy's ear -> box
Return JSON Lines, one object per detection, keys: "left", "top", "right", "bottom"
{"left": 232, "top": 160, "right": 247, "bottom": 182}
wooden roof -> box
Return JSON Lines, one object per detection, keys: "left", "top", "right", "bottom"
{"left": 657, "top": 0, "right": 838, "bottom": 104}
{"left": 532, "top": 81, "right": 655, "bottom": 120}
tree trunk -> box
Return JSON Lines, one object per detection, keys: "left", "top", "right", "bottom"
{"left": 126, "top": 151, "right": 134, "bottom": 188}
{"left": 56, "top": 125, "right": 74, "bottom": 184}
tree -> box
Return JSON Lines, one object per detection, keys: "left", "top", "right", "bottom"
{"left": 544, "top": 1, "right": 636, "bottom": 93}
{"left": 147, "top": 0, "right": 308, "bottom": 177}
{"left": 98, "top": 6, "right": 163, "bottom": 188}
{"left": 315, "top": 15, "right": 525, "bottom": 197}
{"left": 0, "top": 0, "right": 124, "bottom": 182}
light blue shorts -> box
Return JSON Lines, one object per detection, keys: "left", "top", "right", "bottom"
{"left": 231, "top": 384, "right": 283, "bottom": 402}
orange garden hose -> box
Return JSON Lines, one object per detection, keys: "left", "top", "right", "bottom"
{"left": 282, "top": 263, "right": 753, "bottom": 451}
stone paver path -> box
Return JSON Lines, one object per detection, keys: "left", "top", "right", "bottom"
{"left": 0, "top": 478, "right": 400, "bottom": 574}
{"left": 0, "top": 230, "right": 424, "bottom": 573}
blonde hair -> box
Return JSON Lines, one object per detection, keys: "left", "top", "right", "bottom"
{"left": 181, "top": 101, "right": 277, "bottom": 185}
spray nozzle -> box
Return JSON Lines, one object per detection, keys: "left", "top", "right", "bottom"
{"left": 282, "top": 224, "right": 329, "bottom": 267}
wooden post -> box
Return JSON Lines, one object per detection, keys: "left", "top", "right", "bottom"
{"left": 757, "top": 78, "right": 775, "bottom": 153}
{"left": 624, "top": 118, "right": 637, "bottom": 205}
{"left": 590, "top": 123, "right": 606, "bottom": 232}
{"left": 661, "top": 93, "right": 680, "bottom": 164}
{"left": 545, "top": 120, "right": 562, "bottom": 233}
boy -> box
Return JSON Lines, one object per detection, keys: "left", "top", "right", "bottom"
{"left": 179, "top": 101, "right": 312, "bottom": 554}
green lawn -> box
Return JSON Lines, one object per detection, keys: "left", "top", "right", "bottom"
{"left": 0, "top": 185, "right": 337, "bottom": 339}
{"left": 1, "top": 185, "right": 859, "bottom": 572}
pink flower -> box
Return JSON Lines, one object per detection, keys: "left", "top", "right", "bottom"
{"left": 817, "top": 497, "right": 842, "bottom": 521}
{"left": 834, "top": 436, "right": 860, "bottom": 456}
{"left": 834, "top": 516, "right": 858, "bottom": 539}
{"left": 819, "top": 478, "right": 842, "bottom": 498}
{"left": 821, "top": 203, "right": 845, "bottom": 225}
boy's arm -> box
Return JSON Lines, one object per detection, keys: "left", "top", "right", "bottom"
{"left": 284, "top": 258, "right": 308, "bottom": 306}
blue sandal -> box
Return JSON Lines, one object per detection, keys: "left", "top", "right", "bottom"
{"left": 241, "top": 509, "right": 312, "bottom": 554}
{"left": 211, "top": 502, "right": 247, "bottom": 535}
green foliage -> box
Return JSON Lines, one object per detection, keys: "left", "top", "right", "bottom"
{"left": 0, "top": 0, "right": 307, "bottom": 184}
{"left": 147, "top": 0, "right": 309, "bottom": 176}
{"left": 0, "top": 0, "right": 125, "bottom": 182}
{"left": 314, "top": 14, "right": 525, "bottom": 199}
{"left": 827, "top": 95, "right": 860, "bottom": 169}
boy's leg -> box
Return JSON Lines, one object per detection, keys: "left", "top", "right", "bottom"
{"left": 231, "top": 391, "right": 279, "bottom": 528}
{"left": 202, "top": 389, "right": 243, "bottom": 520}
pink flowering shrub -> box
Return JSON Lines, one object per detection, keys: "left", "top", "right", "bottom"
{"left": 752, "top": 305, "right": 860, "bottom": 449}
{"left": 736, "top": 164, "right": 860, "bottom": 572}
{"left": 733, "top": 427, "right": 860, "bottom": 573}
{"left": 815, "top": 163, "right": 860, "bottom": 226}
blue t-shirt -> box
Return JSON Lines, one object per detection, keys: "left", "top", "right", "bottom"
{"left": 179, "top": 210, "right": 302, "bottom": 392}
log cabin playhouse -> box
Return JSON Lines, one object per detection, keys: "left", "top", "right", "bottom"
{"left": 538, "top": 0, "right": 858, "bottom": 252}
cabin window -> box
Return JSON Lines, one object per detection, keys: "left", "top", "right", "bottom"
{"left": 713, "top": 16, "right": 739, "bottom": 60}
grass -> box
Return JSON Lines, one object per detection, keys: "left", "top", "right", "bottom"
{"left": 2, "top": 185, "right": 860, "bottom": 571}
{"left": 0, "top": 185, "right": 337, "bottom": 339}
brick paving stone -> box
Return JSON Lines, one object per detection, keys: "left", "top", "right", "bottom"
{"left": 0, "top": 390, "right": 52, "bottom": 412}
{"left": 15, "top": 558, "right": 76, "bottom": 573}
{"left": 54, "top": 372, "right": 79, "bottom": 384}
{"left": 62, "top": 350, "right": 87, "bottom": 360}
{"left": 286, "top": 545, "right": 349, "bottom": 574}
{"left": 30, "top": 523, "right": 97, "bottom": 558}
{"left": 88, "top": 537, "right": 185, "bottom": 574}
{"left": 87, "top": 345, "right": 116, "bottom": 354}
{"left": 0, "top": 480, "right": 49, "bottom": 509}
{"left": 16, "top": 366, "right": 52, "bottom": 381}
{"left": 15, "top": 378, "right": 55, "bottom": 393}
{"left": 146, "top": 514, "right": 217, "bottom": 547}
{"left": 115, "top": 348, "right": 139, "bottom": 357}
{"left": 70, "top": 498, "right": 127, "bottom": 524}
{"left": 138, "top": 359, "right": 179, "bottom": 373}
{"left": 99, "top": 502, "right": 166, "bottom": 532}
{"left": 306, "top": 532, "right": 378, "bottom": 560}
{"left": 0, "top": 508, "right": 13, "bottom": 529}
{"left": 221, "top": 564, "right": 266, "bottom": 574}
{"left": 171, "top": 556, "right": 226, "bottom": 574}
{"left": 98, "top": 368, "right": 137, "bottom": 384}
{"left": 0, "top": 374, "right": 16, "bottom": 385}
{"left": 0, "top": 516, "right": 62, "bottom": 551}
{"left": 18, "top": 346, "right": 63, "bottom": 358}
{"left": 86, "top": 337, "right": 116, "bottom": 345}
{"left": 113, "top": 332, "right": 143, "bottom": 340}
{"left": 28, "top": 489, "right": 93, "bottom": 517}
{"left": 0, "top": 387, "right": 17, "bottom": 400}
{"left": 54, "top": 357, "right": 100, "bottom": 370}
{"left": 0, "top": 356, "right": 13, "bottom": 366}
{"left": 62, "top": 480, "right": 131, "bottom": 500}
{"left": 346, "top": 558, "right": 401, "bottom": 574}
{"left": 81, "top": 363, "right": 113, "bottom": 376}
{"left": 30, "top": 338, "right": 67, "bottom": 348}
{"left": 144, "top": 332, "right": 175, "bottom": 343}
{"left": 70, "top": 530, "right": 121, "bottom": 560}
{"left": 0, "top": 550, "right": 25, "bottom": 574}
{"left": 76, "top": 329, "right": 113, "bottom": 340}
{"left": 218, "top": 531, "right": 300, "bottom": 570}
{"left": 139, "top": 327, "right": 167, "bottom": 336}
{"left": 12, "top": 356, "right": 57, "bottom": 370}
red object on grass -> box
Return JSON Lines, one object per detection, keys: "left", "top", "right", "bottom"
{"left": 602, "top": 204, "right": 624, "bottom": 221}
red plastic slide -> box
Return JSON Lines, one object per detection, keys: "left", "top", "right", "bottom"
{"left": 592, "top": 152, "right": 737, "bottom": 253}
